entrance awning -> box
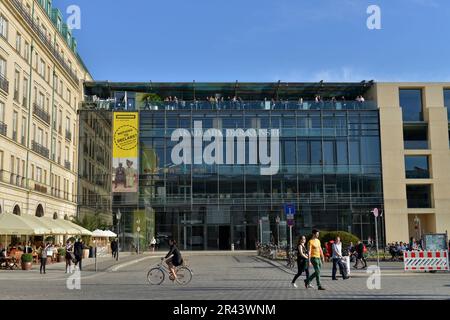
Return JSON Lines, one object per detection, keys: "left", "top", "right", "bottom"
{"left": 0, "top": 213, "right": 49, "bottom": 235}
{"left": 92, "top": 230, "right": 117, "bottom": 238}
{"left": 24, "top": 215, "right": 67, "bottom": 235}
{"left": 54, "top": 219, "right": 92, "bottom": 236}
{"left": 0, "top": 213, "right": 93, "bottom": 236}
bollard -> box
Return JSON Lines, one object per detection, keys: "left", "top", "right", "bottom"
{"left": 231, "top": 244, "right": 235, "bottom": 251}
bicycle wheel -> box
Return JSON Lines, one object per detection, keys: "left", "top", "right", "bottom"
{"left": 147, "top": 267, "right": 165, "bottom": 285}
{"left": 175, "top": 266, "right": 193, "bottom": 285}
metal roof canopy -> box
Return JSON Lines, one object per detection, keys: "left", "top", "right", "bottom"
{"left": 84, "top": 81, "right": 374, "bottom": 101}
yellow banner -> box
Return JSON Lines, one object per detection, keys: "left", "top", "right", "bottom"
{"left": 113, "top": 112, "right": 139, "bottom": 158}
{"left": 112, "top": 112, "right": 139, "bottom": 193}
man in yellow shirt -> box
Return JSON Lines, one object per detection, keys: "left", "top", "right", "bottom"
{"left": 305, "top": 229, "right": 325, "bottom": 290}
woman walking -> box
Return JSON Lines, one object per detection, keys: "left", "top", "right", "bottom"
{"left": 40, "top": 243, "right": 51, "bottom": 274}
{"left": 65, "top": 240, "right": 74, "bottom": 273}
{"left": 291, "top": 236, "right": 313, "bottom": 288}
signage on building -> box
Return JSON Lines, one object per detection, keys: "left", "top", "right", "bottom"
{"left": 112, "top": 112, "right": 139, "bottom": 193}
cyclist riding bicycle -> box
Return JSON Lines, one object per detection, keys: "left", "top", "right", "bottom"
{"left": 164, "top": 239, "right": 183, "bottom": 281}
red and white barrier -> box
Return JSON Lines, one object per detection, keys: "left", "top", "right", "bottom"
{"left": 403, "top": 251, "right": 449, "bottom": 271}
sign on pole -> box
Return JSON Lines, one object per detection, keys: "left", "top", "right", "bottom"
{"left": 284, "top": 204, "right": 296, "bottom": 250}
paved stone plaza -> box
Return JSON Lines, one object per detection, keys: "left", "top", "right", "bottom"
{"left": 0, "top": 253, "right": 449, "bottom": 300}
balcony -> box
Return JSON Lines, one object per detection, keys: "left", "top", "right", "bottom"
{"left": 65, "top": 130, "right": 72, "bottom": 141}
{"left": 31, "top": 141, "right": 49, "bottom": 158}
{"left": 0, "top": 74, "right": 8, "bottom": 94}
{"left": 10, "top": 0, "right": 79, "bottom": 85}
{"left": 0, "top": 122, "right": 7, "bottom": 137}
{"left": 33, "top": 103, "right": 50, "bottom": 124}
{"left": 64, "top": 160, "right": 71, "bottom": 170}
{"left": 12, "top": 131, "right": 17, "bottom": 142}
{"left": 82, "top": 99, "right": 378, "bottom": 111}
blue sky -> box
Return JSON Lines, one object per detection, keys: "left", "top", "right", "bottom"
{"left": 54, "top": 0, "right": 450, "bottom": 82}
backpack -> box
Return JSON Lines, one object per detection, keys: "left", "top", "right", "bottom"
{"left": 363, "top": 244, "right": 367, "bottom": 253}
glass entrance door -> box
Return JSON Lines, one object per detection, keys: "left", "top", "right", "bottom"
{"left": 207, "top": 226, "right": 231, "bottom": 250}
{"left": 180, "top": 225, "right": 204, "bottom": 250}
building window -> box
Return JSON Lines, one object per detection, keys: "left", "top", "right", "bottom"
{"left": 0, "top": 15, "right": 8, "bottom": 39}
{"left": 12, "top": 111, "right": 18, "bottom": 141}
{"left": 403, "top": 125, "right": 428, "bottom": 149}
{"left": 39, "top": 59, "right": 46, "bottom": 78}
{"left": 21, "top": 116, "right": 26, "bottom": 145}
{"left": 400, "top": 89, "right": 423, "bottom": 122}
{"left": 0, "top": 101, "right": 4, "bottom": 123}
{"left": 13, "top": 70, "right": 20, "bottom": 102}
{"left": 15, "top": 33, "right": 22, "bottom": 54}
{"left": 406, "top": 185, "right": 432, "bottom": 208}
{"left": 51, "top": 137, "right": 56, "bottom": 160}
{"left": 22, "top": 77, "right": 28, "bottom": 107}
{"left": 444, "top": 89, "right": 450, "bottom": 122}
{"left": 24, "top": 41, "right": 30, "bottom": 62}
{"left": 0, "top": 57, "right": 6, "bottom": 78}
{"left": 405, "top": 156, "right": 430, "bottom": 179}
{"left": 36, "top": 167, "right": 42, "bottom": 183}
{"left": 37, "top": 128, "right": 43, "bottom": 145}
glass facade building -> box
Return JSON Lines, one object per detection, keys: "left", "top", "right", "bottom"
{"left": 79, "top": 82, "right": 384, "bottom": 251}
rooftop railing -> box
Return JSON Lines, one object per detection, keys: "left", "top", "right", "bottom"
{"left": 82, "top": 99, "right": 377, "bottom": 111}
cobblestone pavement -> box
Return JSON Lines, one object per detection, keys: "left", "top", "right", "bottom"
{"left": 0, "top": 253, "right": 449, "bottom": 300}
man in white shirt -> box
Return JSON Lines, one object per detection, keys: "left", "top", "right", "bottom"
{"left": 332, "top": 237, "right": 349, "bottom": 280}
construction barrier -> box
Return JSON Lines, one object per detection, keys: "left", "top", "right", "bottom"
{"left": 403, "top": 251, "right": 449, "bottom": 271}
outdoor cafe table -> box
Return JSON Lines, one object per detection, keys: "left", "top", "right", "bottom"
{"left": 0, "top": 256, "right": 18, "bottom": 270}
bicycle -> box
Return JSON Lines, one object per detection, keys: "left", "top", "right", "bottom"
{"left": 147, "top": 258, "right": 193, "bottom": 285}
{"left": 286, "top": 250, "right": 296, "bottom": 269}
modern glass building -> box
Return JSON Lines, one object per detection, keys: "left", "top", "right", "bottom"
{"left": 79, "top": 82, "right": 384, "bottom": 251}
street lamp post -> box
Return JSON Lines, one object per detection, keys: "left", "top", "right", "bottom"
{"left": 116, "top": 210, "right": 122, "bottom": 261}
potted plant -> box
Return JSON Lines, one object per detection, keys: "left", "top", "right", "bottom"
{"left": 57, "top": 248, "right": 66, "bottom": 263}
{"left": 21, "top": 253, "right": 33, "bottom": 271}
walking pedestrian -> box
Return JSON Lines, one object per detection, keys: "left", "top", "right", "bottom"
{"left": 111, "top": 239, "right": 117, "bottom": 258}
{"left": 40, "top": 243, "right": 51, "bottom": 274}
{"left": 150, "top": 237, "right": 156, "bottom": 252}
{"left": 291, "top": 236, "right": 312, "bottom": 288}
{"left": 74, "top": 239, "right": 84, "bottom": 271}
{"left": 332, "top": 236, "right": 349, "bottom": 280}
{"left": 354, "top": 240, "right": 367, "bottom": 269}
{"left": 65, "top": 240, "right": 74, "bottom": 273}
{"left": 305, "top": 229, "right": 326, "bottom": 290}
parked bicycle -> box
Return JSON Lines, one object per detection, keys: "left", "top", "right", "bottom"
{"left": 286, "top": 250, "right": 296, "bottom": 269}
{"left": 147, "top": 257, "right": 193, "bottom": 285}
